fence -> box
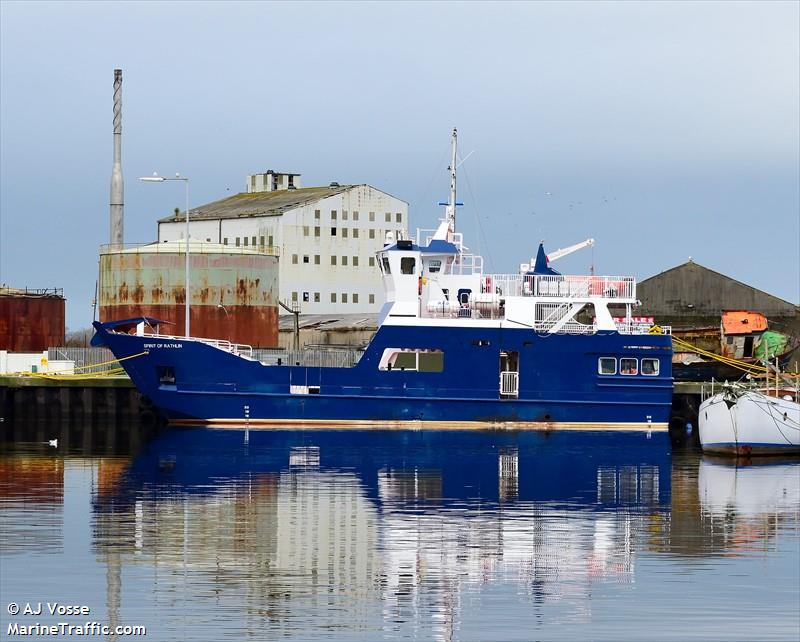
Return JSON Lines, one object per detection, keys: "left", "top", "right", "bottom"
{"left": 254, "top": 348, "right": 364, "bottom": 368}
{"left": 47, "top": 347, "right": 120, "bottom": 374}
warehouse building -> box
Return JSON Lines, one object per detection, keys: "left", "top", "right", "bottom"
{"left": 638, "top": 260, "right": 798, "bottom": 320}
{"left": 638, "top": 259, "right": 800, "bottom": 340}
{"left": 157, "top": 171, "right": 408, "bottom": 314}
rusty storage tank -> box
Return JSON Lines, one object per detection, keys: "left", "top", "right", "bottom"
{"left": 99, "top": 240, "right": 279, "bottom": 347}
{"left": 0, "top": 287, "right": 66, "bottom": 351}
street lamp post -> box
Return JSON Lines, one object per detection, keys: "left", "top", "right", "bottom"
{"left": 139, "top": 173, "right": 191, "bottom": 337}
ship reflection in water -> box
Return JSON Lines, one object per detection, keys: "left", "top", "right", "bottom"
{"left": 1, "top": 430, "right": 798, "bottom": 641}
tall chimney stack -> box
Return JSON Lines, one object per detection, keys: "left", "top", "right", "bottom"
{"left": 109, "top": 68, "right": 124, "bottom": 246}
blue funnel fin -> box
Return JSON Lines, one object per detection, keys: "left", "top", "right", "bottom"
{"left": 530, "top": 242, "right": 560, "bottom": 275}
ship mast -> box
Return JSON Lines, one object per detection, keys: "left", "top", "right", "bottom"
{"left": 446, "top": 127, "right": 458, "bottom": 236}
{"left": 432, "top": 127, "right": 460, "bottom": 242}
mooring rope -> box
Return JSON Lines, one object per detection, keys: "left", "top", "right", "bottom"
{"left": 9, "top": 351, "right": 149, "bottom": 380}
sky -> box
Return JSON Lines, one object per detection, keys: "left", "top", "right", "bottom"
{"left": 1, "top": 0, "right": 798, "bottom": 330}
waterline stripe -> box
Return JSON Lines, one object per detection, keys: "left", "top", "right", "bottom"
{"left": 170, "top": 418, "right": 668, "bottom": 431}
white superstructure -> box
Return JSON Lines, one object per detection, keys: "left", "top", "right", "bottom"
{"left": 376, "top": 130, "right": 662, "bottom": 339}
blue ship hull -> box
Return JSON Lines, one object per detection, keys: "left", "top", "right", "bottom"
{"left": 92, "top": 320, "right": 673, "bottom": 431}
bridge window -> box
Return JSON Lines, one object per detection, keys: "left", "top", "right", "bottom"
{"left": 379, "top": 349, "right": 444, "bottom": 372}
{"left": 620, "top": 358, "right": 638, "bottom": 375}
{"left": 641, "top": 358, "right": 660, "bottom": 376}
{"left": 381, "top": 256, "right": 391, "bottom": 274}
{"left": 400, "top": 257, "right": 416, "bottom": 275}
{"left": 428, "top": 259, "right": 442, "bottom": 273}
{"left": 598, "top": 357, "right": 616, "bottom": 375}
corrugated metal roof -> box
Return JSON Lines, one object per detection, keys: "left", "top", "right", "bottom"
{"left": 721, "top": 310, "right": 768, "bottom": 335}
{"left": 158, "top": 185, "right": 357, "bottom": 223}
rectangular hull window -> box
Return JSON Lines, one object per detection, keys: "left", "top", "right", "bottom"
{"left": 641, "top": 358, "right": 660, "bottom": 375}
{"left": 379, "top": 349, "right": 444, "bottom": 372}
{"left": 598, "top": 358, "right": 616, "bottom": 375}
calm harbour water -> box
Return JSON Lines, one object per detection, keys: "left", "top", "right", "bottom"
{"left": 1, "top": 427, "right": 798, "bottom": 642}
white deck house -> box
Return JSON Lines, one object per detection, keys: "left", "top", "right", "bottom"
{"left": 157, "top": 171, "right": 408, "bottom": 314}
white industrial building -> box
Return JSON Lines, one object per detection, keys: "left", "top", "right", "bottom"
{"left": 157, "top": 171, "right": 408, "bottom": 314}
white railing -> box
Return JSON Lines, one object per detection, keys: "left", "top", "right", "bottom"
{"left": 417, "top": 229, "right": 465, "bottom": 252}
{"left": 254, "top": 348, "right": 364, "bottom": 368}
{"left": 614, "top": 321, "right": 672, "bottom": 336}
{"left": 423, "top": 304, "right": 507, "bottom": 320}
{"left": 120, "top": 331, "right": 254, "bottom": 358}
{"left": 532, "top": 319, "right": 597, "bottom": 335}
{"left": 196, "top": 338, "right": 254, "bottom": 357}
{"left": 487, "top": 274, "right": 636, "bottom": 299}
{"left": 446, "top": 253, "right": 483, "bottom": 275}
{"left": 414, "top": 229, "right": 483, "bottom": 275}
{"left": 500, "top": 371, "right": 519, "bottom": 397}
{"left": 529, "top": 320, "right": 671, "bottom": 336}
{"left": 489, "top": 274, "right": 523, "bottom": 296}
{"left": 535, "top": 302, "right": 574, "bottom": 327}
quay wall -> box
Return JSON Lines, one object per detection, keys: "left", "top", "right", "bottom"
{"left": 1, "top": 377, "right": 704, "bottom": 449}
{"left": 0, "top": 377, "right": 160, "bottom": 453}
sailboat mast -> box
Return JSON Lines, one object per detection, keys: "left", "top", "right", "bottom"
{"left": 447, "top": 127, "right": 458, "bottom": 234}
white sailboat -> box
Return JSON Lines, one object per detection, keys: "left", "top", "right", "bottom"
{"left": 699, "top": 381, "right": 800, "bottom": 456}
